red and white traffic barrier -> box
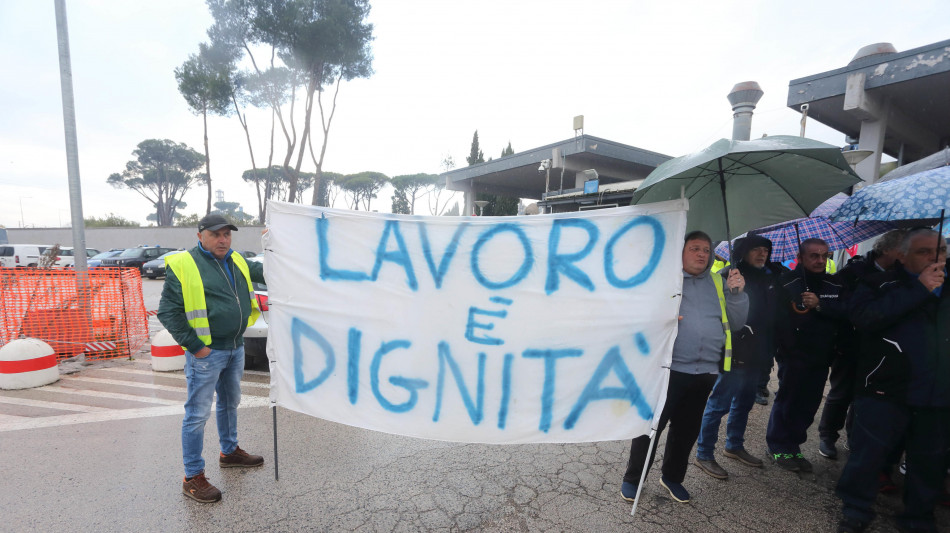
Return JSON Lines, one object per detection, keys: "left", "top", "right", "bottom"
{"left": 150, "top": 329, "right": 185, "bottom": 371}
{"left": 0, "top": 338, "right": 60, "bottom": 390}
{"left": 84, "top": 341, "right": 117, "bottom": 352}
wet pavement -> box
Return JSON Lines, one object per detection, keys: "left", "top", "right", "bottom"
{"left": 2, "top": 351, "right": 948, "bottom": 532}
{"left": 1, "top": 277, "right": 947, "bottom": 531}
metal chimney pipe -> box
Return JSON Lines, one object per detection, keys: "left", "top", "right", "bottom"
{"left": 727, "top": 81, "right": 764, "bottom": 141}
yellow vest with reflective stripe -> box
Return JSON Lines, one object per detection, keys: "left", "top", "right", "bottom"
{"left": 710, "top": 272, "right": 732, "bottom": 372}
{"left": 166, "top": 251, "right": 260, "bottom": 347}
{"left": 826, "top": 258, "right": 837, "bottom": 274}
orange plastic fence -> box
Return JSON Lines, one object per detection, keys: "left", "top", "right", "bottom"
{"left": 0, "top": 268, "right": 149, "bottom": 361}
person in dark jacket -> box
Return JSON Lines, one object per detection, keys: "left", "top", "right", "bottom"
{"left": 158, "top": 214, "right": 267, "bottom": 504}
{"left": 836, "top": 228, "right": 950, "bottom": 533}
{"left": 621, "top": 231, "right": 748, "bottom": 504}
{"left": 817, "top": 229, "right": 905, "bottom": 461}
{"left": 766, "top": 238, "right": 847, "bottom": 472}
{"left": 755, "top": 258, "right": 790, "bottom": 406}
{"left": 694, "top": 235, "right": 780, "bottom": 479}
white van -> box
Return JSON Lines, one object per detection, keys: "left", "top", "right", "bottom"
{"left": 52, "top": 247, "right": 101, "bottom": 268}
{"left": 0, "top": 244, "right": 50, "bottom": 268}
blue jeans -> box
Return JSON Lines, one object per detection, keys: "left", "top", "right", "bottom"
{"left": 696, "top": 366, "right": 757, "bottom": 460}
{"left": 182, "top": 346, "right": 245, "bottom": 477}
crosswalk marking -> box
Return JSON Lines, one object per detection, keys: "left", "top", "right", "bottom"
{"left": 0, "top": 395, "right": 112, "bottom": 413}
{"left": 0, "top": 395, "right": 272, "bottom": 433}
{"left": 42, "top": 384, "right": 182, "bottom": 406}
{"left": 97, "top": 368, "right": 271, "bottom": 390}
{"left": 0, "top": 363, "right": 272, "bottom": 433}
{"left": 62, "top": 375, "right": 191, "bottom": 393}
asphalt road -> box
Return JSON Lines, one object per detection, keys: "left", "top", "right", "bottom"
{"left": 1, "top": 279, "right": 947, "bottom": 531}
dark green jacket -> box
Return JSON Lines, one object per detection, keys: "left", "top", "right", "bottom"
{"left": 157, "top": 245, "right": 265, "bottom": 354}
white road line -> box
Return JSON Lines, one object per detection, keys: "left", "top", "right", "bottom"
{"left": 98, "top": 368, "right": 271, "bottom": 390}
{"left": 99, "top": 367, "right": 181, "bottom": 377}
{"left": 41, "top": 384, "right": 182, "bottom": 406}
{"left": 0, "top": 395, "right": 111, "bottom": 413}
{"left": 0, "top": 395, "right": 272, "bottom": 432}
{"left": 63, "top": 375, "right": 188, "bottom": 392}
{"left": 0, "top": 413, "right": 28, "bottom": 423}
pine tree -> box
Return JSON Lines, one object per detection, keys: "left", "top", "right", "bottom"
{"left": 466, "top": 130, "right": 485, "bottom": 166}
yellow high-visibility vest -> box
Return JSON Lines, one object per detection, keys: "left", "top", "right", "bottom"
{"left": 711, "top": 272, "right": 732, "bottom": 372}
{"left": 826, "top": 258, "right": 837, "bottom": 274}
{"left": 712, "top": 259, "right": 729, "bottom": 273}
{"left": 166, "top": 251, "right": 260, "bottom": 347}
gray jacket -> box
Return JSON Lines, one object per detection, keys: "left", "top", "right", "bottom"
{"left": 671, "top": 261, "right": 749, "bottom": 374}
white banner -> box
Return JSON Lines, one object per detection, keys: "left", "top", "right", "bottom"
{"left": 264, "top": 199, "right": 687, "bottom": 444}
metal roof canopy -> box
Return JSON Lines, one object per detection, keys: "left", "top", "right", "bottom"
{"left": 442, "top": 135, "right": 670, "bottom": 200}
{"left": 787, "top": 39, "right": 950, "bottom": 164}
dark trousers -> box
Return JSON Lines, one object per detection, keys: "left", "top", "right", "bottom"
{"left": 623, "top": 370, "right": 717, "bottom": 485}
{"left": 758, "top": 355, "right": 773, "bottom": 392}
{"left": 766, "top": 359, "right": 829, "bottom": 454}
{"left": 818, "top": 353, "right": 856, "bottom": 442}
{"left": 836, "top": 396, "right": 950, "bottom": 531}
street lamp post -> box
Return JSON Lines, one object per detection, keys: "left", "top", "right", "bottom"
{"left": 19, "top": 196, "right": 31, "bottom": 228}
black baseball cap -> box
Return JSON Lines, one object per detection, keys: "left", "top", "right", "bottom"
{"left": 198, "top": 214, "right": 238, "bottom": 232}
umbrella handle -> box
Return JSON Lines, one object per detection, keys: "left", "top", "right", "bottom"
{"left": 937, "top": 209, "right": 945, "bottom": 265}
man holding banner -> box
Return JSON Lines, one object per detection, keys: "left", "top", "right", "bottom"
{"left": 158, "top": 214, "right": 267, "bottom": 503}
{"left": 621, "top": 230, "right": 748, "bottom": 504}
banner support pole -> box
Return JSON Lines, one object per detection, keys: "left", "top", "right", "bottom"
{"left": 272, "top": 403, "right": 279, "bottom": 481}
{"left": 629, "top": 428, "right": 657, "bottom": 517}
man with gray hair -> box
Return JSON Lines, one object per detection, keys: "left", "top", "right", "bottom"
{"left": 836, "top": 228, "right": 950, "bottom": 533}
{"left": 817, "top": 229, "right": 906, "bottom": 461}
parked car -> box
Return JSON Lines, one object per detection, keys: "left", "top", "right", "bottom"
{"left": 236, "top": 250, "right": 258, "bottom": 259}
{"left": 52, "top": 247, "right": 101, "bottom": 268}
{"left": 243, "top": 255, "right": 269, "bottom": 370}
{"left": 141, "top": 250, "right": 185, "bottom": 279}
{"left": 86, "top": 249, "right": 124, "bottom": 269}
{"left": 0, "top": 244, "right": 50, "bottom": 268}
{"left": 99, "top": 245, "right": 178, "bottom": 273}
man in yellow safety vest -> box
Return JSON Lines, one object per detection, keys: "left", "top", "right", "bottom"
{"left": 158, "top": 214, "right": 266, "bottom": 504}
{"left": 620, "top": 230, "right": 748, "bottom": 504}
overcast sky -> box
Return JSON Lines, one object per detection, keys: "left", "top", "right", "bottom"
{"left": 0, "top": 0, "right": 946, "bottom": 228}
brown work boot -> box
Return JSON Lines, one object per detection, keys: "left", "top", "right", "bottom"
{"left": 219, "top": 446, "right": 264, "bottom": 468}
{"left": 182, "top": 471, "right": 222, "bottom": 503}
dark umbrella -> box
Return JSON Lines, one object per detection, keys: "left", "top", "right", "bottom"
{"left": 714, "top": 194, "right": 896, "bottom": 262}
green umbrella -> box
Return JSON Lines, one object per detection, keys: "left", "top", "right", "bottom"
{"left": 632, "top": 135, "right": 860, "bottom": 243}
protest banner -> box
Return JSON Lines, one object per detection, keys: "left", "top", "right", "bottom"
{"left": 264, "top": 199, "right": 687, "bottom": 444}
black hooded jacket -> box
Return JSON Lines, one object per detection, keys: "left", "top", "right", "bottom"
{"left": 723, "top": 235, "right": 782, "bottom": 369}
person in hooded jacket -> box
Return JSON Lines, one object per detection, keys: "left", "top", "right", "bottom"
{"left": 835, "top": 228, "right": 950, "bottom": 533}
{"left": 766, "top": 238, "right": 847, "bottom": 472}
{"left": 621, "top": 231, "right": 748, "bottom": 504}
{"left": 693, "top": 235, "right": 781, "bottom": 480}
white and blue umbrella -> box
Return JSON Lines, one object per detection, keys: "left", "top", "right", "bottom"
{"left": 829, "top": 166, "right": 950, "bottom": 224}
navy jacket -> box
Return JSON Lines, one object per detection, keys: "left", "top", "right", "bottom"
{"left": 775, "top": 267, "right": 846, "bottom": 366}
{"left": 848, "top": 266, "right": 950, "bottom": 407}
